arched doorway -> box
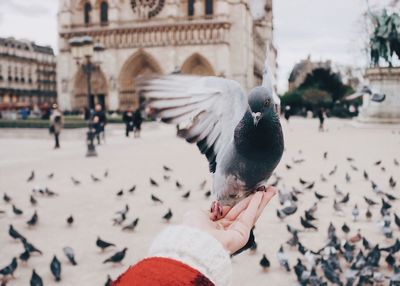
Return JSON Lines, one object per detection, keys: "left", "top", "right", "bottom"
{"left": 181, "top": 53, "right": 215, "bottom": 76}
{"left": 73, "top": 68, "right": 108, "bottom": 111}
{"left": 118, "top": 50, "right": 162, "bottom": 110}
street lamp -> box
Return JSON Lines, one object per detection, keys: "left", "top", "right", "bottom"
{"left": 69, "top": 36, "right": 105, "bottom": 157}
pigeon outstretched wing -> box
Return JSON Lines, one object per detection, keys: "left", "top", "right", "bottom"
{"left": 137, "top": 75, "right": 247, "bottom": 172}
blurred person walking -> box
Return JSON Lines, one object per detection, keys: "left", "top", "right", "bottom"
{"left": 123, "top": 106, "right": 135, "bottom": 137}
{"left": 133, "top": 108, "right": 143, "bottom": 138}
{"left": 49, "top": 103, "right": 64, "bottom": 149}
{"left": 317, "top": 107, "right": 325, "bottom": 132}
{"left": 284, "top": 105, "right": 291, "bottom": 122}
{"left": 93, "top": 104, "right": 107, "bottom": 144}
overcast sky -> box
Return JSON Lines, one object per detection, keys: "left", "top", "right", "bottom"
{"left": 0, "top": 0, "right": 394, "bottom": 92}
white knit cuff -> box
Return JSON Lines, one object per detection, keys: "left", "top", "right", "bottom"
{"left": 148, "top": 225, "right": 232, "bottom": 286}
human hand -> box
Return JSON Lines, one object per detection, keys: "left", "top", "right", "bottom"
{"left": 182, "top": 187, "right": 276, "bottom": 254}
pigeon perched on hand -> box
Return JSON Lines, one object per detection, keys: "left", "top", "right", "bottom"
{"left": 137, "top": 53, "right": 284, "bottom": 220}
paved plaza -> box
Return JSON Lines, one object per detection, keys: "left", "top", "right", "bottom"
{"left": 1, "top": 118, "right": 400, "bottom": 285}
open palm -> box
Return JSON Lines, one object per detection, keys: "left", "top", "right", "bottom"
{"left": 183, "top": 187, "right": 276, "bottom": 254}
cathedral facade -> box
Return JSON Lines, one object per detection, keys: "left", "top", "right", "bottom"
{"left": 57, "top": 0, "right": 276, "bottom": 111}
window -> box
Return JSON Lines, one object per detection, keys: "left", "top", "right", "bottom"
{"left": 28, "top": 68, "right": 32, "bottom": 84}
{"left": 14, "top": 66, "right": 19, "bottom": 82}
{"left": 188, "top": 0, "right": 194, "bottom": 16}
{"left": 84, "top": 2, "right": 92, "bottom": 24}
{"left": 205, "top": 0, "right": 213, "bottom": 15}
{"left": 8, "top": 66, "right": 12, "bottom": 81}
{"left": 100, "top": 1, "right": 108, "bottom": 24}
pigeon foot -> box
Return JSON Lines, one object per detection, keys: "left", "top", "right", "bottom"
{"left": 210, "top": 201, "right": 223, "bottom": 221}
{"left": 256, "top": 185, "right": 267, "bottom": 192}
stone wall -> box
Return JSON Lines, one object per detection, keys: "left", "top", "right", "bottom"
{"left": 57, "top": 0, "right": 276, "bottom": 111}
{"left": 358, "top": 68, "right": 400, "bottom": 124}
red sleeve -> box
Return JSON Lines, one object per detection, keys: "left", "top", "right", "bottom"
{"left": 112, "top": 257, "right": 215, "bottom": 286}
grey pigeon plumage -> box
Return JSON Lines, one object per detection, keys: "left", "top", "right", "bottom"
{"left": 137, "top": 54, "right": 283, "bottom": 207}
{"left": 30, "top": 269, "right": 43, "bottom": 286}
{"left": 50, "top": 255, "right": 61, "bottom": 281}
{"left": 0, "top": 257, "right": 17, "bottom": 277}
{"left": 63, "top": 246, "right": 77, "bottom": 265}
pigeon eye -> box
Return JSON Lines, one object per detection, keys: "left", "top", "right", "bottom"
{"left": 265, "top": 99, "right": 271, "bottom": 106}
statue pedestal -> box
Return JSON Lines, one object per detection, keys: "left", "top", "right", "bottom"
{"left": 358, "top": 67, "right": 400, "bottom": 124}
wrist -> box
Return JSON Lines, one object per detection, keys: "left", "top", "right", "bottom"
{"left": 148, "top": 225, "right": 232, "bottom": 286}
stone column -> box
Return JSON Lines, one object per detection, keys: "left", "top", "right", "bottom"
{"left": 358, "top": 68, "right": 400, "bottom": 124}
{"left": 194, "top": 0, "right": 203, "bottom": 16}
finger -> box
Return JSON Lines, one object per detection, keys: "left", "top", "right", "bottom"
{"left": 255, "top": 187, "right": 276, "bottom": 220}
{"left": 224, "top": 194, "right": 255, "bottom": 221}
{"left": 237, "top": 192, "right": 263, "bottom": 228}
{"left": 208, "top": 205, "right": 231, "bottom": 220}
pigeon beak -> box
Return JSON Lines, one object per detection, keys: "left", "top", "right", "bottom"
{"left": 252, "top": 112, "right": 262, "bottom": 126}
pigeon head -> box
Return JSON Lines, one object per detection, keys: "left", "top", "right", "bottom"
{"left": 248, "top": 86, "right": 275, "bottom": 126}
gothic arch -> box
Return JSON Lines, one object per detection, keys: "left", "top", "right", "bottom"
{"left": 181, "top": 0, "right": 195, "bottom": 16}
{"left": 73, "top": 68, "right": 108, "bottom": 110}
{"left": 205, "top": 0, "right": 213, "bottom": 15}
{"left": 94, "top": 0, "right": 108, "bottom": 7}
{"left": 118, "top": 50, "right": 163, "bottom": 109}
{"left": 99, "top": 1, "right": 109, "bottom": 23}
{"left": 75, "top": 0, "right": 94, "bottom": 10}
{"left": 181, "top": 53, "right": 215, "bottom": 76}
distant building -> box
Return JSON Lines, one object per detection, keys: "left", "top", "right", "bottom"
{"left": 57, "top": 0, "right": 277, "bottom": 111}
{"left": 0, "top": 37, "right": 57, "bottom": 110}
{"left": 288, "top": 56, "right": 331, "bottom": 91}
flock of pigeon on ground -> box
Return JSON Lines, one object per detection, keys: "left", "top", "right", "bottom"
{"left": 0, "top": 166, "right": 208, "bottom": 286}
{"left": 1, "top": 153, "right": 400, "bottom": 285}
{"left": 256, "top": 153, "right": 400, "bottom": 286}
